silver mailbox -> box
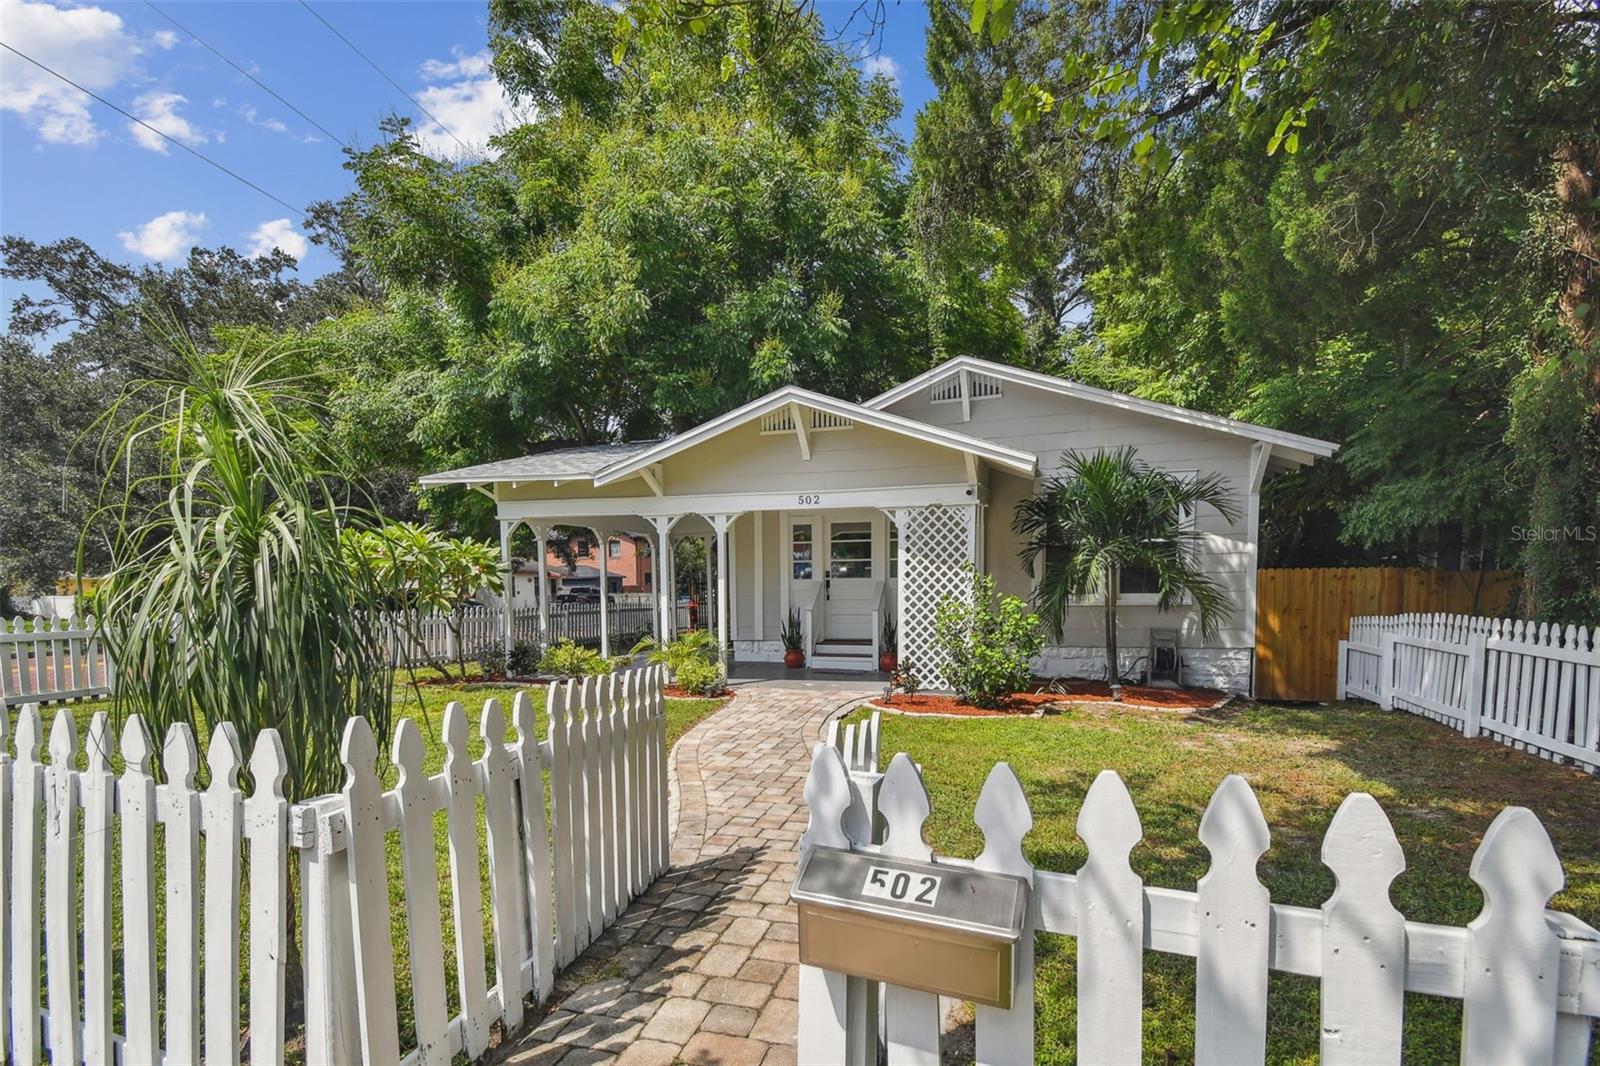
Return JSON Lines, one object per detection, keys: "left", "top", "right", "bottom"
{"left": 790, "top": 845, "right": 1029, "bottom": 1009}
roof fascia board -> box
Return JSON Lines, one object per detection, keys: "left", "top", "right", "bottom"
{"left": 865, "top": 356, "right": 1339, "bottom": 460}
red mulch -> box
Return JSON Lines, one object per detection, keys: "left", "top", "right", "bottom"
{"left": 663, "top": 685, "right": 732, "bottom": 700}
{"left": 872, "top": 692, "right": 1062, "bottom": 717}
{"left": 411, "top": 674, "right": 546, "bottom": 687}
{"left": 872, "top": 681, "right": 1225, "bottom": 716}
{"left": 1046, "top": 680, "right": 1224, "bottom": 708}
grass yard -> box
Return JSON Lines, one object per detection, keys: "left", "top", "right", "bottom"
{"left": 843, "top": 699, "right": 1600, "bottom": 1065}
{"left": 8, "top": 677, "right": 727, "bottom": 1061}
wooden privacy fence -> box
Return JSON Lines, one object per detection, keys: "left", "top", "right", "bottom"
{"left": 799, "top": 744, "right": 1600, "bottom": 1066}
{"left": 1339, "top": 613, "right": 1600, "bottom": 772}
{"left": 1, "top": 665, "right": 670, "bottom": 1066}
{"left": 0, "top": 616, "right": 113, "bottom": 708}
{"left": 1256, "top": 567, "right": 1520, "bottom": 701}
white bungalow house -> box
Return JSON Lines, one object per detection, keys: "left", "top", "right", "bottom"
{"left": 420, "top": 356, "right": 1337, "bottom": 693}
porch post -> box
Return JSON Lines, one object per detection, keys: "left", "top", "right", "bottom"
{"left": 532, "top": 526, "right": 550, "bottom": 647}
{"left": 499, "top": 520, "right": 515, "bottom": 656}
{"left": 703, "top": 535, "right": 713, "bottom": 628}
{"left": 593, "top": 528, "right": 611, "bottom": 660}
{"left": 647, "top": 516, "right": 679, "bottom": 643}
{"left": 709, "top": 515, "right": 735, "bottom": 669}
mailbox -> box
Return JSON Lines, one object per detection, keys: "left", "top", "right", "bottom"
{"left": 791, "top": 845, "right": 1029, "bottom": 1009}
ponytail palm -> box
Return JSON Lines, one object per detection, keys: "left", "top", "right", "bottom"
{"left": 88, "top": 336, "right": 390, "bottom": 800}
{"left": 1013, "top": 447, "right": 1238, "bottom": 698}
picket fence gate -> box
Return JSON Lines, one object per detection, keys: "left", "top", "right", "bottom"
{"left": 798, "top": 742, "right": 1600, "bottom": 1066}
{"left": 1, "top": 664, "right": 670, "bottom": 1066}
{"left": 0, "top": 616, "right": 113, "bottom": 708}
{"left": 1338, "top": 613, "right": 1600, "bottom": 771}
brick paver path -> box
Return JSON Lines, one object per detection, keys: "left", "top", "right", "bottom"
{"left": 495, "top": 686, "right": 862, "bottom": 1066}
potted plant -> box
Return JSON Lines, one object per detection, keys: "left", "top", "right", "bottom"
{"left": 878, "top": 614, "right": 898, "bottom": 673}
{"left": 780, "top": 607, "right": 805, "bottom": 668}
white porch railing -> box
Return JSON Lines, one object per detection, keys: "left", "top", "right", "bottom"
{"left": 1, "top": 666, "right": 669, "bottom": 1065}
{"left": 800, "top": 741, "right": 1600, "bottom": 1064}
{"left": 1338, "top": 613, "right": 1600, "bottom": 771}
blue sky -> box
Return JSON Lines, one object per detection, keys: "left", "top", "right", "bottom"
{"left": 0, "top": 0, "right": 934, "bottom": 312}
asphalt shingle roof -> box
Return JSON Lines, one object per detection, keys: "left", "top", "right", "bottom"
{"left": 417, "top": 440, "right": 662, "bottom": 485}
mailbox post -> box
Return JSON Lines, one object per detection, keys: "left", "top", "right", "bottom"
{"left": 791, "top": 845, "right": 1029, "bottom": 1010}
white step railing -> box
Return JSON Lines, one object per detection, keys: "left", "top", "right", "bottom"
{"left": 1338, "top": 613, "right": 1599, "bottom": 771}
{"left": 2, "top": 665, "right": 669, "bottom": 1065}
{"left": 801, "top": 743, "right": 1600, "bottom": 1064}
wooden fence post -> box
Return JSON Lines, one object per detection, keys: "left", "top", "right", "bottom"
{"left": 1195, "top": 775, "right": 1271, "bottom": 1066}
{"left": 300, "top": 796, "right": 360, "bottom": 1066}
{"left": 1335, "top": 640, "right": 1348, "bottom": 700}
{"left": 1463, "top": 632, "right": 1488, "bottom": 738}
{"left": 1379, "top": 632, "right": 1397, "bottom": 710}
{"left": 974, "top": 763, "right": 1036, "bottom": 1066}
{"left": 797, "top": 744, "right": 855, "bottom": 1066}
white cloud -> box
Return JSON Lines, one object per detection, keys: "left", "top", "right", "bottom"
{"left": 239, "top": 103, "right": 288, "bottom": 134}
{"left": 0, "top": 1, "right": 139, "bottom": 146}
{"left": 862, "top": 54, "right": 900, "bottom": 85}
{"left": 420, "top": 48, "right": 493, "bottom": 82}
{"left": 246, "top": 218, "right": 307, "bottom": 260}
{"left": 127, "top": 91, "right": 208, "bottom": 153}
{"left": 118, "top": 210, "right": 207, "bottom": 261}
{"left": 152, "top": 29, "right": 179, "bottom": 50}
{"left": 413, "top": 48, "right": 522, "bottom": 160}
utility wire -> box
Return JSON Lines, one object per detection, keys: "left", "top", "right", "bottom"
{"left": 0, "top": 40, "right": 306, "bottom": 218}
{"left": 294, "top": 0, "right": 471, "bottom": 154}
{"left": 143, "top": 0, "right": 351, "bottom": 150}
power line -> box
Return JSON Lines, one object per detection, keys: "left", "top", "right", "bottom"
{"left": 143, "top": 0, "right": 351, "bottom": 150}
{"left": 294, "top": 0, "right": 471, "bottom": 154}
{"left": 0, "top": 40, "right": 306, "bottom": 218}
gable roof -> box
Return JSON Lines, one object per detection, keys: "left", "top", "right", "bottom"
{"left": 418, "top": 441, "right": 661, "bottom": 487}
{"left": 864, "top": 356, "right": 1339, "bottom": 468}
{"left": 591, "top": 386, "right": 1038, "bottom": 484}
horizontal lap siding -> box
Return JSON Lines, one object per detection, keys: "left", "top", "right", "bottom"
{"left": 904, "top": 386, "right": 1258, "bottom": 652}
{"left": 659, "top": 421, "right": 970, "bottom": 495}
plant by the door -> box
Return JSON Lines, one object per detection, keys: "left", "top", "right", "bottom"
{"left": 879, "top": 614, "right": 898, "bottom": 672}
{"left": 780, "top": 607, "right": 806, "bottom": 668}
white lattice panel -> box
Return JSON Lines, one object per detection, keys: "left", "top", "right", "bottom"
{"left": 896, "top": 503, "right": 976, "bottom": 684}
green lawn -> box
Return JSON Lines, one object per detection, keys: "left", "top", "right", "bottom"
{"left": 842, "top": 699, "right": 1600, "bottom": 1065}
{"left": 8, "top": 677, "right": 727, "bottom": 1061}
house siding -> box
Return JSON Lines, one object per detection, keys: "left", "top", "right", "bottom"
{"left": 886, "top": 380, "right": 1258, "bottom": 692}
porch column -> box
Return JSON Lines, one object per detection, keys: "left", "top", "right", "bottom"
{"left": 499, "top": 519, "right": 515, "bottom": 656}
{"left": 703, "top": 535, "right": 713, "bottom": 629}
{"left": 707, "top": 514, "right": 739, "bottom": 669}
{"left": 592, "top": 528, "right": 611, "bottom": 660}
{"left": 532, "top": 526, "right": 550, "bottom": 647}
{"left": 646, "top": 516, "right": 680, "bottom": 643}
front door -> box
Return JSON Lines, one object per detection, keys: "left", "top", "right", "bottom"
{"left": 822, "top": 516, "right": 876, "bottom": 641}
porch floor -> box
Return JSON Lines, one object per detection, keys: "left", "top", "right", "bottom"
{"left": 725, "top": 658, "right": 887, "bottom": 693}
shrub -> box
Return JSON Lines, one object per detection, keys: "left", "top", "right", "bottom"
{"left": 508, "top": 638, "right": 542, "bottom": 677}
{"left": 933, "top": 569, "right": 1043, "bottom": 708}
{"left": 470, "top": 638, "right": 508, "bottom": 678}
{"left": 539, "top": 639, "right": 616, "bottom": 678}
{"left": 889, "top": 659, "right": 921, "bottom": 699}
{"left": 631, "top": 629, "right": 719, "bottom": 675}
{"left": 673, "top": 657, "right": 727, "bottom": 696}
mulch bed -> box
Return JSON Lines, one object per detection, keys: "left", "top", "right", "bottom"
{"left": 872, "top": 681, "right": 1226, "bottom": 716}
{"left": 663, "top": 685, "right": 732, "bottom": 700}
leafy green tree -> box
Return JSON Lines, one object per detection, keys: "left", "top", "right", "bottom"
{"left": 318, "top": 2, "right": 928, "bottom": 530}
{"left": 1013, "top": 448, "right": 1237, "bottom": 699}
{"left": 90, "top": 336, "right": 390, "bottom": 801}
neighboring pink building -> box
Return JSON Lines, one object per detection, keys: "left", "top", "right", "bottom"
{"left": 508, "top": 533, "right": 654, "bottom": 597}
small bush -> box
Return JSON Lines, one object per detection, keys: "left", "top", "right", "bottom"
{"left": 673, "top": 657, "right": 726, "bottom": 696}
{"left": 889, "top": 659, "right": 921, "bottom": 699}
{"left": 632, "top": 629, "right": 719, "bottom": 675}
{"left": 933, "top": 569, "right": 1043, "bottom": 708}
{"left": 508, "top": 638, "right": 542, "bottom": 677}
{"left": 539, "top": 639, "right": 616, "bottom": 678}
{"left": 469, "top": 638, "right": 508, "bottom": 677}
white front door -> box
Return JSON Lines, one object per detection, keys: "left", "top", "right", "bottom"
{"left": 822, "top": 515, "right": 877, "bottom": 641}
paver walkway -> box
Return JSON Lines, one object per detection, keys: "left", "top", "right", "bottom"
{"left": 495, "top": 685, "right": 866, "bottom": 1066}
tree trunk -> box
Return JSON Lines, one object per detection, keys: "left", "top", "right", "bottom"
{"left": 1105, "top": 572, "right": 1122, "bottom": 700}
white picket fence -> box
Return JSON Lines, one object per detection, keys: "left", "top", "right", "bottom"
{"left": 1338, "top": 612, "right": 1600, "bottom": 771}
{"left": 799, "top": 742, "right": 1600, "bottom": 1065}
{"left": 0, "top": 616, "right": 113, "bottom": 708}
{"left": 1, "top": 664, "right": 670, "bottom": 1066}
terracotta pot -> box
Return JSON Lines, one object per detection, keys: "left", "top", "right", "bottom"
{"left": 783, "top": 648, "right": 805, "bottom": 669}
{"left": 878, "top": 652, "right": 898, "bottom": 673}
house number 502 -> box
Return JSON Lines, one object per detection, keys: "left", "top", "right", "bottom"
{"left": 797, "top": 494, "right": 821, "bottom": 506}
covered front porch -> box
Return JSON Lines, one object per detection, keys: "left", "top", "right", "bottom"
{"left": 418, "top": 386, "right": 1038, "bottom": 675}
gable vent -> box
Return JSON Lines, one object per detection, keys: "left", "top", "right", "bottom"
{"left": 930, "top": 369, "right": 1003, "bottom": 404}
{"left": 759, "top": 408, "right": 855, "bottom": 434}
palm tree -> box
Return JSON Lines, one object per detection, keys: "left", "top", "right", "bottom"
{"left": 86, "top": 333, "right": 391, "bottom": 800}
{"left": 1013, "top": 447, "right": 1239, "bottom": 699}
